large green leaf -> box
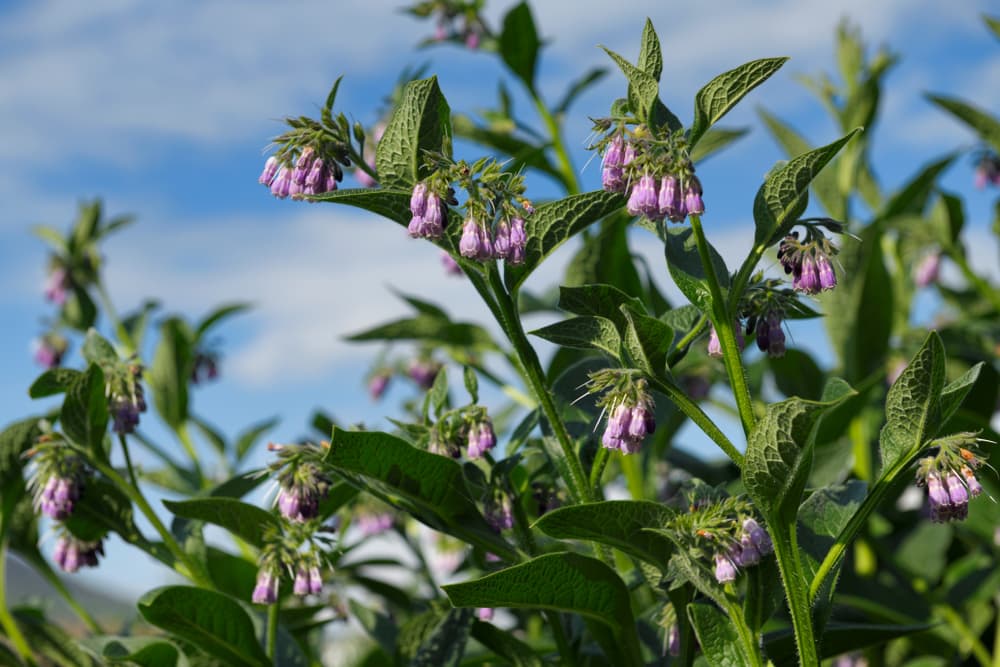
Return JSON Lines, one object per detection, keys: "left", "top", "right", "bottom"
{"left": 743, "top": 381, "right": 856, "bottom": 521}
{"left": 689, "top": 57, "right": 788, "bottom": 148}
{"left": 163, "top": 498, "right": 280, "bottom": 549}
{"left": 637, "top": 18, "right": 663, "bottom": 81}
{"left": 600, "top": 46, "right": 661, "bottom": 127}
{"left": 926, "top": 94, "right": 1000, "bottom": 152}
{"left": 0, "top": 417, "right": 42, "bottom": 486}
{"left": 347, "top": 314, "right": 498, "bottom": 350}
{"left": 28, "top": 368, "right": 82, "bottom": 398}
{"left": 499, "top": 2, "right": 540, "bottom": 91}
{"left": 61, "top": 364, "right": 108, "bottom": 454}
{"left": 505, "top": 190, "right": 624, "bottom": 290}
{"left": 148, "top": 317, "right": 194, "bottom": 429}
{"left": 443, "top": 552, "right": 643, "bottom": 667}
{"left": 751, "top": 129, "right": 860, "bottom": 247}
{"left": 939, "top": 362, "right": 984, "bottom": 424}
{"left": 664, "top": 225, "right": 729, "bottom": 312}
{"left": 137, "top": 586, "right": 270, "bottom": 667}
{"left": 878, "top": 331, "right": 946, "bottom": 474}
{"left": 533, "top": 500, "right": 675, "bottom": 570}
{"left": 688, "top": 603, "right": 751, "bottom": 667}
{"left": 411, "top": 607, "right": 473, "bottom": 667}
{"left": 78, "top": 636, "right": 189, "bottom": 667}
{"left": 558, "top": 284, "right": 644, "bottom": 332}
{"left": 323, "top": 428, "right": 515, "bottom": 559}
{"left": 689, "top": 127, "right": 749, "bottom": 164}
{"left": 529, "top": 316, "right": 621, "bottom": 358}
{"left": 376, "top": 76, "right": 452, "bottom": 189}
{"left": 470, "top": 620, "right": 544, "bottom": 667}
{"left": 81, "top": 329, "right": 118, "bottom": 365}
{"left": 621, "top": 305, "right": 674, "bottom": 376}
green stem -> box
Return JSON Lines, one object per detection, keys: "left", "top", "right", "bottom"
{"left": 35, "top": 557, "right": 103, "bottom": 633}
{"left": 770, "top": 523, "right": 819, "bottom": 666}
{"left": 95, "top": 280, "right": 136, "bottom": 354}
{"left": 0, "top": 542, "right": 37, "bottom": 666}
{"left": 647, "top": 376, "right": 743, "bottom": 466}
{"left": 722, "top": 596, "right": 764, "bottom": 667}
{"left": 935, "top": 603, "right": 992, "bottom": 667}
{"left": 486, "top": 270, "right": 591, "bottom": 503}
{"left": 266, "top": 603, "right": 279, "bottom": 660}
{"left": 544, "top": 610, "right": 578, "bottom": 666}
{"left": 119, "top": 434, "right": 139, "bottom": 489}
{"left": 688, "top": 215, "right": 756, "bottom": 436}
{"left": 589, "top": 446, "right": 610, "bottom": 494}
{"left": 532, "top": 95, "right": 579, "bottom": 195}
{"left": 176, "top": 423, "right": 204, "bottom": 487}
{"left": 666, "top": 314, "right": 708, "bottom": 367}
{"left": 948, "top": 245, "right": 1000, "bottom": 313}
{"left": 82, "top": 450, "right": 213, "bottom": 588}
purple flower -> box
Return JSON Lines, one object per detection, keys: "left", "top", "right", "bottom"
{"left": 708, "top": 326, "right": 723, "bottom": 358}
{"left": 293, "top": 566, "right": 311, "bottom": 596}
{"left": 54, "top": 535, "right": 104, "bottom": 573}
{"left": 324, "top": 169, "right": 339, "bottom": 194}
{"left": 756, "top": 312, "right": 785, "bottom": 358}
{"left": 270, "top": 167, "right": 292, "bottom": 199}
{"left": 485, "top": 493, "right": 514, "bottom": 532}
{"left": 110, "top": 385, "right": 147, "bottom": 435}
{"left": 191, "top": 352, "right": 220, "bottom": 384}
{"left": 493, "top": 219, "right": 512, "bottom": 260}
{"left": 258, "top": 156, "right": 279, "bottom": 186}
{"left": 252, "top": 568, "right": 280, "bottom": 604}
{"left": 477, "top": 607, "right": 494, "bottom": 622}
{"left": 622, "top": 142, "right": 636, "bottom": 166}
{"left": 292, "top": 148, "right": 315, "bottom": 185}
{"left": 410, "top": 182, "right": 428, "bottom": 217}
{"left": 795, "top": 256, "right": 820, "bottom": 294}
{"left": 44, "top": 267, "right": 69, "bottom": 306}
{"left": 945, "top": 473, "right": 969, "bottom": 520}
{"left": 682, "top": 175, "right": 704, "bottom": 217}
{"left": 816, "top": 254, "right": 837, "bottom": 291}
{"left": 421, "top": 194, "right": 445, "bottom": 239}
{"left": 926, "top": 473, "right": 953, "bottom": 522}
{"left": 460, "top": 218, "right": 483, "bottom": 258}
{"left": 602, "top": 135, "right": 626, "bottom": 192}
{"left": 357, "top": 512, "right": 394, "bottom": 537}
{"left": 602, "top": 166, "right": 624, "bottom": 192}
{"left": 33, "top": 334, "right": 67, "bottom": 369}
{"left": 441, "top": 251, "right": 463, "bottom": 276}
{"left": 667, "top": 624, "right": 680, "bottom": 657}
{"left": 914, "top": 252, "right": 940, "bottom": 288}
{"left": 355, "top": 158, "right": 377, "bottom": 188}
{"left": 277, "top": 484, "right": 323, "bottom": 522}
{"left": 658, "top": 175, "right": 684, "bottom": 222}
{"left": 309, "top": 566, "right": 323, "bottom": 594}
{"left": 974, "top": 155, "right": 1000, "bottom": 189}
{"left": 467, "top": 419, "right": 497, "bottom": 459}
{"left": 713, "top": 552, "right": 737, "bottom": 583}
{"left": 742, "top": 518, "right": 772, "bottom": 555}
{"left": 38, "top": 474, "right": 82, "bottom": 520}
{"left": 408, "top": 359, "right": 440, "bottom": 389}
{"left": 627, "top": 403, "right": 655, "bottom": 441}
{"left": 627, "top": 173, "right": 660, "bottom": 219}
{"left": 508, "top": 217, "right": 527, "bottom": 265}
{"left": 368, "top": 373, "right": 391, "bottom": 400}
{"left": 465, "top": 28, "right": 480, "bottom": 49}
{"left": 961, "top": 466, "right": 983, "bottom": 498}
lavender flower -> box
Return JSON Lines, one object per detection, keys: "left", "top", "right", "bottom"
{"left": 755, "top": 312, "right": 786, "bottom": 358}
{"left": 54, "top": 535, "right": 104, "bottom": 573}
{"left": 410, "top": 183, "right": 428, "bottom": 217}
{"left": 44, "top": 266, "right": 69, "bottom": 305}
{"left": 926, "top": 472, "right": 952, "bottom": 522}
{"left": 368, "top": 372, "right": 391, "bottom": 400}
{"left": 33, "top": 334, "right": 67, "bottom": 369}
{"left": 459, "top": 218, "right": 492, "bottom": 260}
{"left": 252, "top": 568, "right": 280, "bottom": 604}
{"left": 508, "top": 217, "right": 526, "bottom": 265}
{"left": 477, "top": 607, "right": 494, "bottom": 621}
{"left": 441, "top": 251, "right": 463, "bottom": 276}
{"left": 37, "top": 474, "right": 82, "bottom": 520}
{"left": 914, "top": 252, "right": 941, "bottom": 288}
{"left": 627, "top": 173, "right": 660, "bottom": 219}
{"left": 408, "top": 359, "right": 440, "bottom": 389}
{"left": 602, "top": 135, "right": 626, "bottom": 193}
{"left": 493, "top": 219, "right": 511, "bottom": 260}
{"left": 276, "top": 462, "right": 329, "bottom": 522}
{"left": 421, "top": 194, "right": 445, "bottom": 239}
{"left": 713, "top": 552, "right": 738, "bottom": 583}
{"left": 291, "top": 148, "right": 315, "bottom": 185}
{"left": 601, "top": 396, "right": 656, "bottom": 455}
{"left": 485, "top": 493, "right": 514, "bottom": 532}
{"left": 357, "top": 512, "right": 394, "bottom": 537}
{"left": 293, "top": 566, "right": 311, "bottom": 596}
{"left": 961, "top": 466, "right": 983, "bottom": 498}
{"left": 466, "top": 418, "right": 497, "bottom": 459}
{"left": 707, "top": 326, "right": 723, "bottom": 358}
{"left": 945, "top": 472, "right": 969, "bottom": 520}
{"left": 658, "top": 175, "right": 684, "bottom": 222}
{"left": 110, "top": 378, "right": 147, "bottom": 435}
{"left": 667, "top": 624, "right": 680, "bottom": 657}
{"left": 816, "top": 254, "right": 837, "bottom": 291}
{"left": 270, "top": 167, "right": 292, "bottom": 199}
{"left": 682, "top": 175, "right": 704, "bottom": 217}
{"left": 258, "top": 156, "right": 279, "bottom": 185}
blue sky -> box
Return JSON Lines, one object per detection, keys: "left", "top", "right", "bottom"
{"left": 2, "top": 0, "right": 999, "bottom": 598}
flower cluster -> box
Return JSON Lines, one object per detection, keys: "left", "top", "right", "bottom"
{"left": 747, "top": 310, "right": 786, "bottom": 359}
{"left": 30, "top": 442, "right": 87, "bottom": 521}
{"left": 293, "top": 558, "right": 325, "bottom": 597}
{"left": 585, "top": 372, "right": 657, "bottom": 455}
{"left": 916, "top": 433, "right": 988, "bottom": 522}
{"left": 54, "top": 534, "right": 105, "bottom": 574}
{"left": 408, "top": 357, "right": 442, "bottom": 390}
{"left": 33, "top": 332, "right": 68, "bottom": 369}
{"left": 974, "top": 153, "right": 1000, "bottom": 189}
{"left": 713, "top": 518, "right": 774, "bottom": 583}
{"left": 407, "top": 182, "right": 447, "bottom": 239}
{"left": 368, "top": 371, "right": 392, "bottom": 400}
{"left": 270, "top": 444, "right": 332, "bottom": 523}
{"left": 599, "top": 130, "right": 704, "bottom": 223}
{"left": 252, "top": 564, "right": 281, "bottom": 604}
{"left": 466, "top": 416, "right": 497, "bottom": 459}
{"left": 259, "top": 146, "right": 344, "bottom": 200}
{"left": 484, "top": 490, "right": 514, "bottom": 532}
{"left": 108, "top": 364, "right": 147, "bottom": 435}
{"left": 777, "top": 229, "right": 839, "bottom": 294}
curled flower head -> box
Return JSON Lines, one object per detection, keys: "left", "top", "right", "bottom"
{"left": 275, "top": 457, "right": 331, "bottom": 523}
{"left": 777, "top": 223, "right": 843, "bottom": 295}
{"left": 916, "top": 433, "right": 990, "bottom": 523}
{"left": 54, "top": 534, "right": 104, "bottom": 574}
{"left": 466, "top": 416, "right": 497, "bottom": 459}
{"left": 252, "top": 566, "right": 280, "bottom": 604}
{"left": 590, "top": 374, "right": 656, "bottom": 456}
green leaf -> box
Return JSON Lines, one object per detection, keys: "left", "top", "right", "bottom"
{"left": 62, "top": 284, "right": 97, "bottom": 331}
{"left": 32, "top": 224, "right": 67, "bottom": 252}
{"left": 769, "top": 349, "right": 824, "bottom": 400}
{"left": 323, "top": 428, "right": 514, "bottom": 558}
{"left": 637, "top": 19, "right": 663, "bottom": 81}
{"left": 940, "top": 362, "right": 984, "bottom": 424}
{"left": 880, "top": 153, "right": 957, "bottom": 220}
{"left": 764, "top": 622, "right": 934, "bottom": 663}
{"left": 499, "top": 3, "right": 540, "bottom": 91}
{"left": 443, "top": 552, "right": 643, "bottom": 667}
{"left": 600, "top": 46, "right": 662, "bottom": 127}
{"left": 235, "top": 417, "right": 279, "bottom": 461}
{"left": 347, "top": 314, "right": 498, "bottom": 350}
{"left": 163, "top": 498, "right": 280, "bottom": 549}
{"left": 555, "top": 67, "right": 607, "bottom": 114}
{"left": 752, "top": 129, "right": 860, "bottom": 247}
{"left": 376, "top": 76, "right": 452, "bottom": 189}
{"left": 78, "top": 636, "right": 189, "bottom": 667}
{"left": 195, "top": 303, "right": 250, "bottom": 339}
{"left": 148, "top": 317, "right": 194, "bottom": 429}
{"left": 505, "top": 190, "right": 624, "bottom": 290}
{"left": 651, "top": 535, "right": 729, "bottom": 608}
{"left": 0, "top": 417, "right": 43, "bottom": 485}
{"left": 878, "top": 331, "right": 946, "bottom": 474}
{"left": 621, "top": 305, "right": 674, "bottom": 376}
{"left": 757, "top": 109, "right": 843, "bottom": 219}
{"left": 137, "top": 586, "right": 270, "bottom": 667}
{"left": 664, "top": 225, "right": 729, "bottom": 312}
{"left": 688, "top": 603, "right": 750, "bottom": 667}
{"left": 558, "top": 284, "right": 644, "bottom": 331}
{"left": 689, "top": 127, "right": 749, "bottom": 164}
{"left": 533, "top": 500, "right": 675, "bottom": 570}
{"left": 926, "top": 94, "right": 1000, "bottom": 152}
{"left": 797, "top": 480, "right": 867, "bottom": 608}
{"left": 529, "top": 316, "right": 621, "bottom": 358}
{"left": 28, "top": 368, "right": 81, "bottom": 398}
{"left": 81, "top": 328, "right": 118, "bottom": 365}
{"left": 470, "top": 620, "right": 544, "bottom": 667}
{"left": 689, "top": 57, "right": 788, "bottom": 148}
{"left": 61, "top": 364, "right": 108, "bottom": 453}
{"left": 411, "top": 607, "right": 473, "bottom": 667}
{"left": 743, "top": 389, "right": 856, "bottom": 521}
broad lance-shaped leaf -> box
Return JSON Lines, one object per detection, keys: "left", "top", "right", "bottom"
{"left": 664, "top": 225, "right": 730, "bottom": 313}
{"left": 926, "top": 94, "right": 1000, "bottom": 152}
{"left": 621, "top": 305, "right": 673, "bottom": 376}
{"left": 163, "top": 498, "right": 280, "bottom": 549}
{"left": 939, "top": 362, "right": 984, "bottom": 424}
{"left": 78, "top": 635, "right": 190, "bottom": 667}
{"left": 138, "top": 586, "right": 270, "bottom": 667}
{"left": 752, "top": 128, "right": 861, "bottom": 247}
{"left": 878, "top": 331, "right": 946, "bottom": 474}
{"left": 529, "top": 316, "right": 621, "bottom": 358}
{"left": 82, "top": 328, "right": 118, "bottom": 364}
{"left": 375, "top": 76, "right": 452, "bottom": 189}
{"left": 533, "top": 500, "right": 676, "bottom": 570}
{"left": 637, "top": 18, "right": 663, "bottom": 81}
{"left": 443, "top": 552, "right": 643, "bottom": 667}
{"left": 689, "top": 57, "right": 788, "bottom": 148}
{"left": 347, "top": 314, "right": 499, "bottom": 351}
{"left": 505, "top": 190, "right": 624, "bottom": 290}
{"left": 61, "top": 363, "right": 109, "bottom": 453}
{"left": 28, "top": 368, "right": 81, "bottom": 398}
{"left": 499, "top": 2, "right": 540, "bottom": 91}
{"left": 411, "top": 607, "right": 473, "bottom": 667}
{"left": 558, "top": 283, "right": 644, "bottom": 332}
{"left": 743, "top": 379, "right": 857, "bottom": 520}
{"left": 148, "top": 317, "right": 193, "bottom": 429}
{"left": 323, "top": 428, "right": 516, "bottom": 559}
{"left": 688, "top": 603, "right": 751, "bottom": 667}
{"left": 600, "top": 46, "right": 660, "bottom": 127}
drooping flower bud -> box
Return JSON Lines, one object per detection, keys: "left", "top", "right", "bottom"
{"left": 816, "top": 254, "right": 837, "bottom": 291}
{"left": 926, "top": 472, "right": 952, "bottom": 522}
{"left": 293, "top": 565, "right": 311, "bottom": 596}
{"left": 44, "top": 267, "right": 70, "bottom": 306}
{"left": 508, "top": 217, "right": 527, "bottom": 265}
{"left": 485, "top": 492, "right": 514, "bottom": 532}
{"left": 627, "top": 173, "right": 660, "bottom": 219}
{"left": 477, "top": 607, "right": 494, "bottom": 621}
{"left": 270, "top": 167, "right": 292, "bottom": 199}
{"left": 37, "top": 474, "right": 83, "bottom": 521}
{"left": 658, "top": 175, "right": 684, "bottom": 222}
{"left": 276, "top": 462, "right": 330, "bottom": 522}
{"left": 493, "top": 219, "right": 511, "bottom": 260}
{"left": 441, "top": 251, "right": 463, "bottom": 276}
{"left": 460, "top": 218, "right": 485, "bottom": 258}
{"left": 914, "top": 252, "right": 941, "bottom": 289}
{"left": 466, "top": 418, "right": 497, "bottom": 459}
{"left": 708, "top": 326, "right": 723, "bottom": 358}
{"left": 258, "top": 156, "right": 279, "bottom": 186}
{"left": 667, "top": 624, "right": 681, "bottom": 657}
{"left": 945, "top": 473, "right": 969, "bottom": 520}
{"left": 109, "top": 371, "right": 147, "bottom": 435}
{"left": 602, "top": 135, "right": 626, "bottom": 193}
{"left": 682, "top": 175, "right": 704, "bottom": 217}
{"left": 421, "top": 194, "right": 445, "bottom": 239}
{"left": 368, "top": 372, "right": 391, "bottom": 400}
{"left": 291, "top": 148, "right": 315, "bottom": 185}
{"left": 713, "top": 552, "right": 737, "bottom": 583}
{"left": 252, "top": 567, "right": 280, "bottom": 604}
{"left": 410, "top": 183, "right": 428, "bottom": 217}
{"left": 54, "top": 535, "right": 104, "bottom": 573}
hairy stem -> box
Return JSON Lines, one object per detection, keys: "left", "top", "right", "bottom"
{"left": 689, "top": 214, "right": 756, "bottom": 437}
{"left": 770, "top": 523, "right": 819, "bottom": 666}
{"left": 647, "top": 376, "right": 743, "bottom": 466}
{"left": 935, "top": 603, "right": 992, "bottom": 667}
{"left": 666, "top": 314, "right": 708, "bottom": 367}
{"left": 532, "top": 95, "right": 579, "bottom": 195}
{"left": 175, "top": 423, "right": 204, "bottom": 487}
{"left": 589, "top": 446, "right": 610, "bottom": 494}
{"left": 266, "top": 603, "right": 279, "bottom": 660}
{"left": 119, "top": 434, "right": 139, "bottom": 489}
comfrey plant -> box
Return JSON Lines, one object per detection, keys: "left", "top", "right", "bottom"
{"left": 3, "top": 6, "right": 1000, "bottom": 667}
